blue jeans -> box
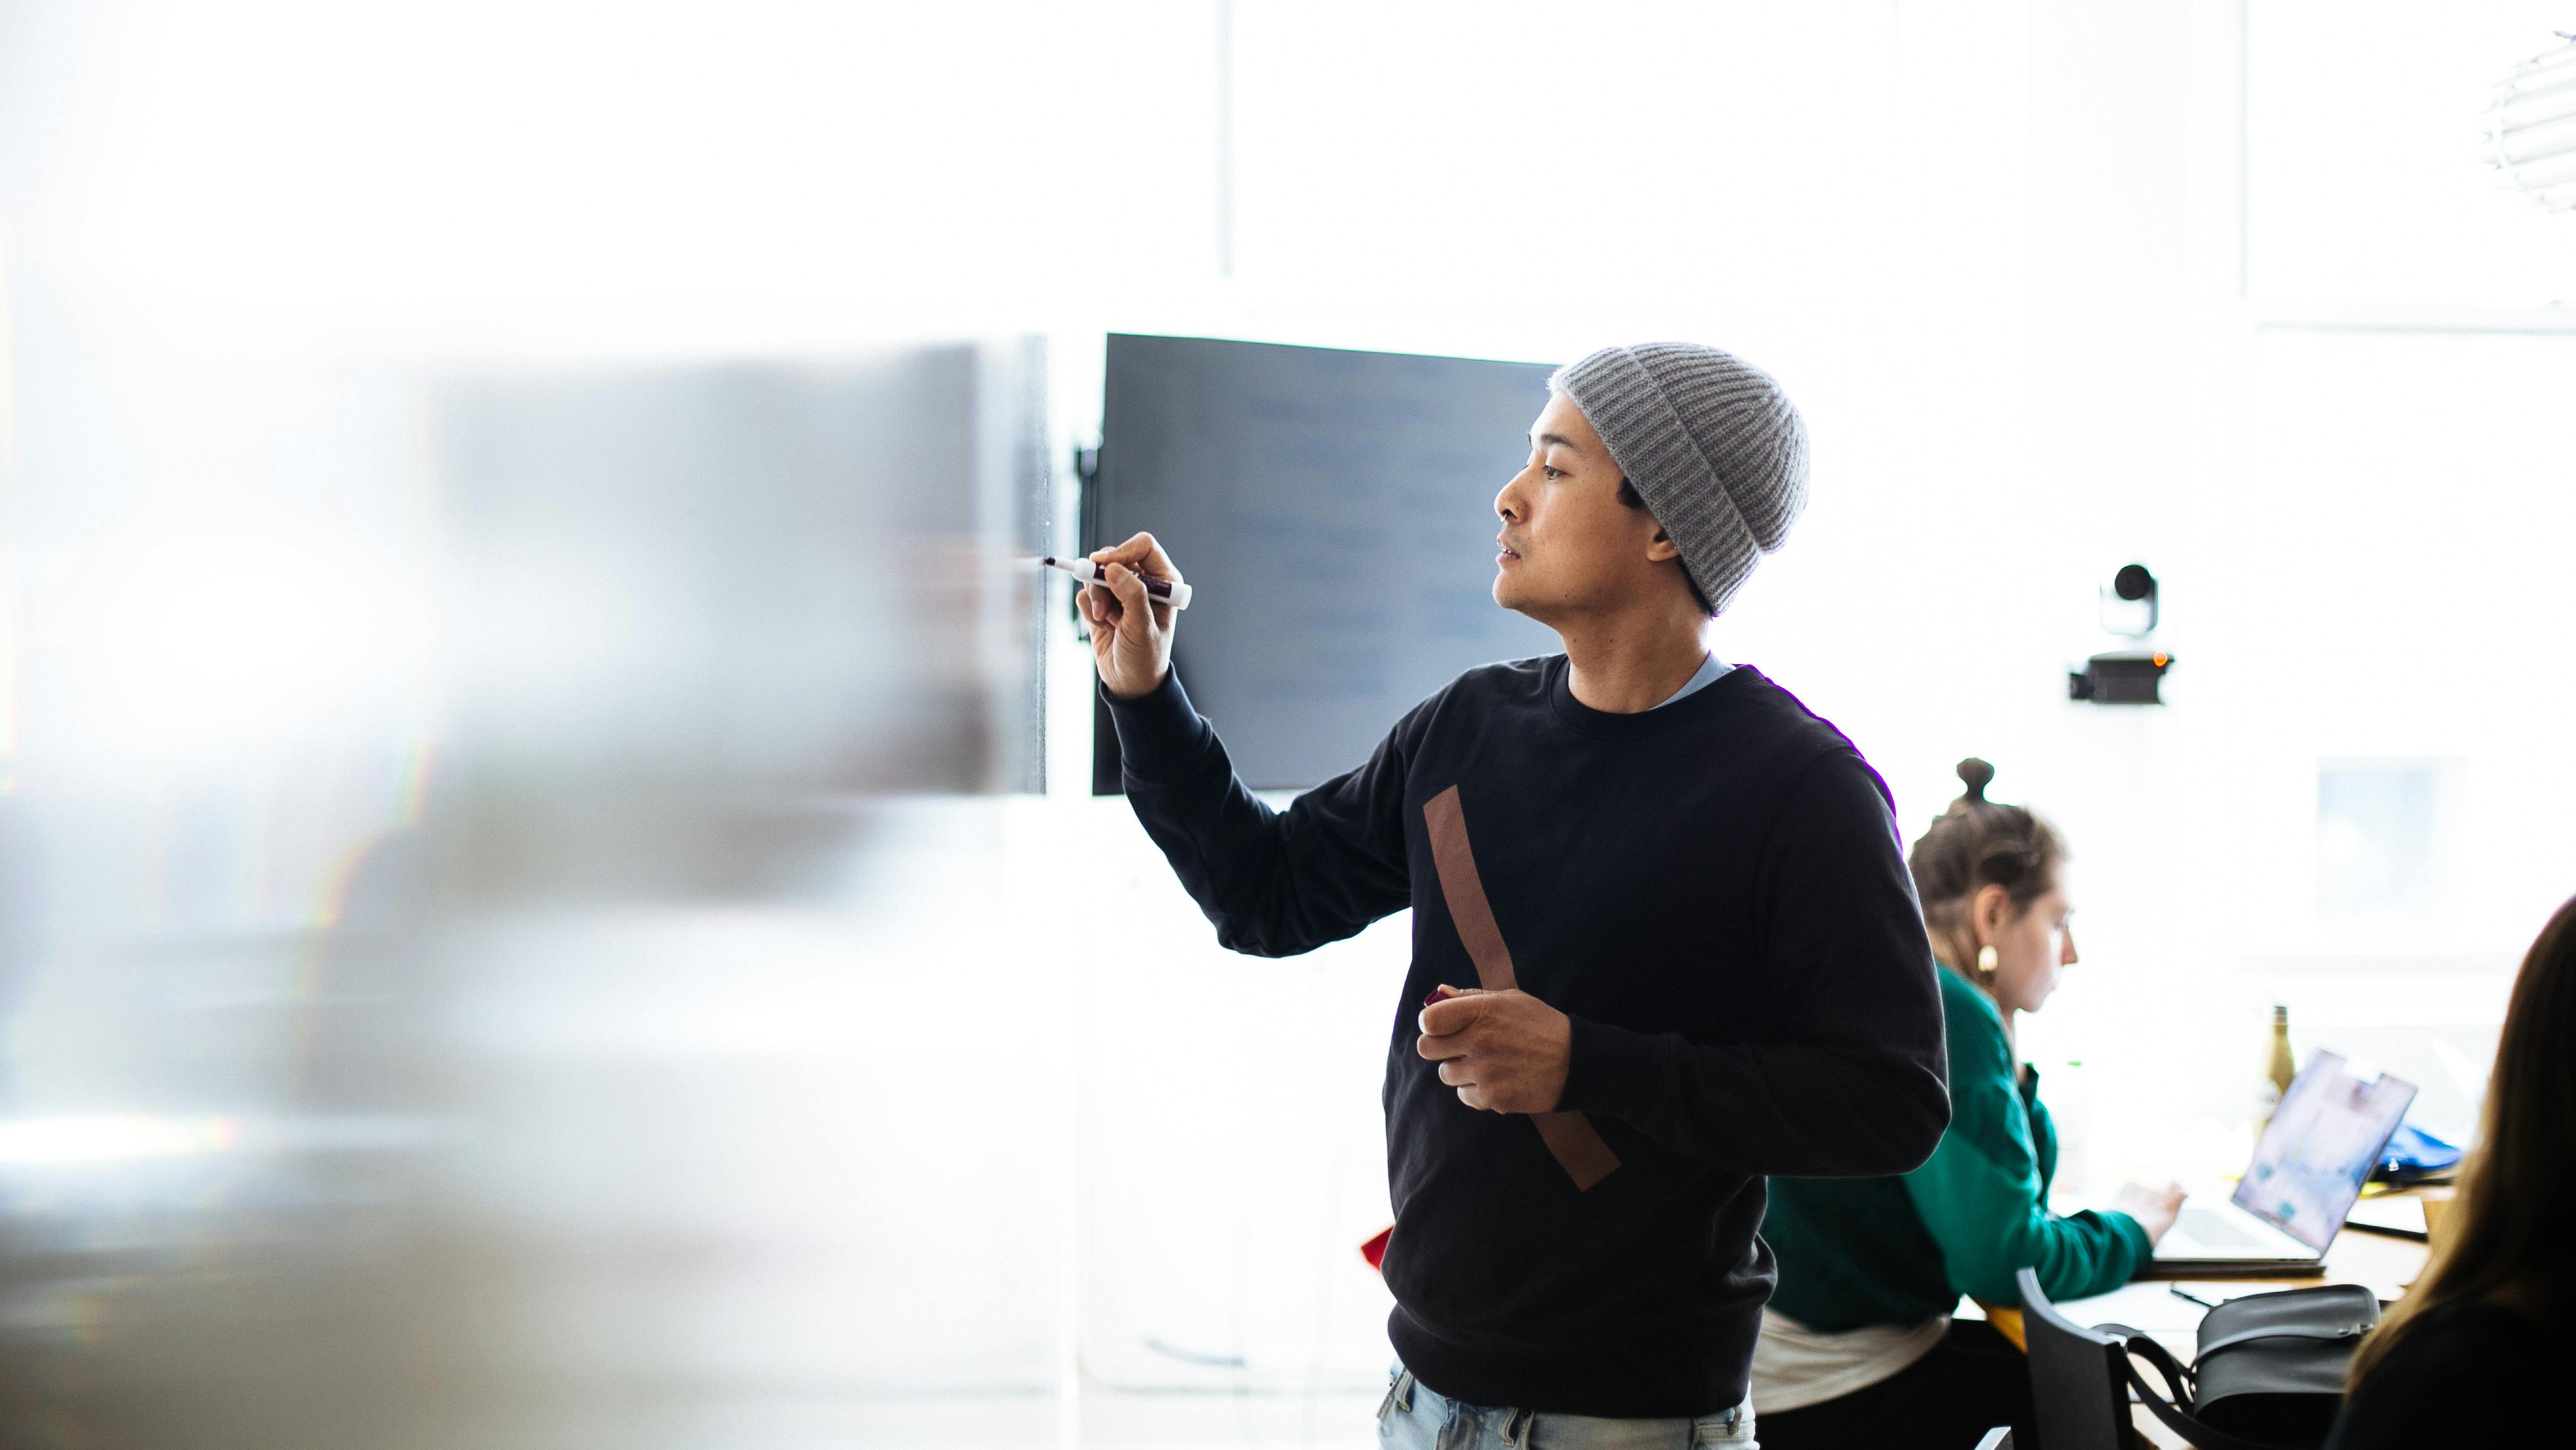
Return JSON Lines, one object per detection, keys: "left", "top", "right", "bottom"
{"left": 1377, "top": 1362, "right": 1758, "bottom": 1450}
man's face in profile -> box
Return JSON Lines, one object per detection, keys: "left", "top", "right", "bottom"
{"left": 1491, "top": 391, "right": 1676, "bottom": 625}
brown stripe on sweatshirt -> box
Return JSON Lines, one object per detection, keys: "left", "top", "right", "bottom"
{"left": 1422, "top": 785, "right": 1620, "bottom": 1191}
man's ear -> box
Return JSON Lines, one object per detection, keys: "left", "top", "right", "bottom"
{"left": 1644, "top": 529, "right": 1682, "bottom": 563}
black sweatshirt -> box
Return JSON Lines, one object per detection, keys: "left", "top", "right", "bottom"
{"left": 1107, "top": 655, "right": 1950, "bottom": 1417}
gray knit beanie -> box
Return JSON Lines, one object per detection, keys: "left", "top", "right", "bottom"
{"left": 1549, "top": 342, "right": 1810, "bottom": 616}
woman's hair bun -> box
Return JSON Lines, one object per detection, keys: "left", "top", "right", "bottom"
{"left": 1956, "top": 758, "right": 1995, "bottom": 803}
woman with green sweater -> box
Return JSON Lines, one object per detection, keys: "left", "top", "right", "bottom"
{"left": 1750, "top": 760, "right": 2186, "bottom": 1449}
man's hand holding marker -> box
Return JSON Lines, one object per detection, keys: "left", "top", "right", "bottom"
{"left": 1416, "top": 982, "right": 1576, "bottom": 1115}
{"left": 1073, "top": 532, "right": 1186, "bottom": 701}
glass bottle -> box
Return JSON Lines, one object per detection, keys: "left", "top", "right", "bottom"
{"left": 2255, "top": 1004, "right": 2297, "bottom": 1139}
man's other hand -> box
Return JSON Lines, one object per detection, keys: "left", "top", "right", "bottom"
{"left": 1415, "top": 988, "right": 1573, "bottom": 1114}
{"left": 1080, "top": 532, "right": 1181, "bottom": 699}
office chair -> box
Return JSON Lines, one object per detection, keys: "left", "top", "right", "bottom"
{"left": 2018, "top": 1266, "right": 2136, "bottom": 1450}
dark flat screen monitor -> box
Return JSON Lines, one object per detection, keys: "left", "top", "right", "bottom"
{"left": 1093, "top": 335, "right": 1559, "bottom": 793}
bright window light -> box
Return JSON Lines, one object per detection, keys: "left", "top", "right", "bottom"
{"left": 0, "top": 1115, "right": 240, "bottom": 1166}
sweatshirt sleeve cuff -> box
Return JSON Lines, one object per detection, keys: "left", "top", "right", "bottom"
{"left": 1558, "top": 1014, "right": 1675, "bottom": 1119}
{"left": 1100, "top": 669, "right": 1212, "bottom": 784}
{"left": 2101, "top": 1209, "right": 2154, "bottom": 1265}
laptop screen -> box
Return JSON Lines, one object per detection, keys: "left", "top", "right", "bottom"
{"left": 2233, "top": 1050, "right": 2418, "bottom": 1252}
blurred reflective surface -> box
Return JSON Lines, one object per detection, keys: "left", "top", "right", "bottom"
{"left": 0, "top": 340, "right": 1060, "bottom": 1442}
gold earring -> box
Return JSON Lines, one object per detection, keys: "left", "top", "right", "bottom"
{"left": 1975, "top": 944, "right": 1999, "bottom": 981}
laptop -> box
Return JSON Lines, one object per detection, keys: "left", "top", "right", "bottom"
{"left": 2143, "top": 1050, "right": 2418, "bottom": 1277}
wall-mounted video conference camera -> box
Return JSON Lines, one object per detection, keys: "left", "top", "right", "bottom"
{"left": 2070, "top": 564, "right": 2172, "bottom": 705}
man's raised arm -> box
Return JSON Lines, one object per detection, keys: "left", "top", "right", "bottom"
{"left": 1083, "top": 533, "right": 1415, "bottom": 958}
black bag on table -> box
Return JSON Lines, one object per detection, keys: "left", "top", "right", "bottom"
{"left": 2103, "top": 1282, "right": 2379, "bottom": 1450}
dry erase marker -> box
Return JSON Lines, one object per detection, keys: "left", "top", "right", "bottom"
{"left": 1041, "top": 556, "right": 1194, "bottom": 610}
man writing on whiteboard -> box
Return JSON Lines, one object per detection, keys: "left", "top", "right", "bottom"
{"left": 1079, "top": 343, "right": 1948, "bottom": 1448}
